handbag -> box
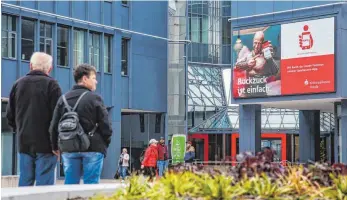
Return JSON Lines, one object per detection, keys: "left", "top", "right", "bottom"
{"left": 114, "top": 169, "right": 120, "bottom": 179}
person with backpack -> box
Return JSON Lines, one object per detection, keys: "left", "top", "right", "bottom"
{"left": 6, "top": 52, "right": 62, "bottom": 186}
{"left": 49, "top": 64, "right": 112, "bottom": 184}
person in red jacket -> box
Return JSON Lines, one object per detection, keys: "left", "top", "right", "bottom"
{"left": 141, "top": 139, "right": 158, "bottom": 181}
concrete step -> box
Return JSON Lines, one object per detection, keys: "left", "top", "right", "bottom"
{"left": 1, "top": 176, "right": 120, "bottom": 188}
{"left": 1, "top": 183, "right": 123, "bottom": 200}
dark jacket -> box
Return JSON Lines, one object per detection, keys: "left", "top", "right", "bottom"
{"left": 157, "top": 143, "right": 168, "bottom": 160}
{"left": 49, "top": 85, "right": 112, "bottom": 156}
{"left": 6, "top": 70, "right": 62, "bottom": 154}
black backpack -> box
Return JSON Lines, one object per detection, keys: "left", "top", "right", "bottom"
{"left": 58, "top": 91, "right": 97, "bottom": 152}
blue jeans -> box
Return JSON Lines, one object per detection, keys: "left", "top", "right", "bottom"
{"left": 19, "top": 153, "right": 57, "bottom": 187}
{"left": 118, "top": 166, "right": 128, "bottom": 180}
{"left": 157, "top": 160, "right": 168, "bottom": 177}
{"left": 62, "top": 152, "right": 104, "bottom": 184}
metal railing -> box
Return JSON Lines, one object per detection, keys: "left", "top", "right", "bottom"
{"left": 167, "top": 159, "right": 306, "bottom": 168}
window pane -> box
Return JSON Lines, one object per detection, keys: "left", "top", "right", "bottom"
{"left": 2, "top": 15, "right": 17, "bottom": 59}
{"left": 40, "top": 38, "right": 45, "bottom": 52}
{"left": 46, "top": 24, "right": 52, "bottom": 38}
{"left": 21, "top": 19, "right": 35, "bottom": 61}
{"left": 40, "top": 23, "right": 45, "bottom": 37}
{"left": 2, "top": 15, "right": 8, "bottom": 31}
{"left": 2, "top": 30, "right": 8, "bottom": 57}
{"left": 104, "top": 35, "right": 111, "bottom": 73}
{"left": 40, "top": 23, "right": 53, "bottom": 55}
{"left": 9, "top": 33, "right": 16, "bottom": 58}
{"left": 45, "top": 39, "right": 52, "bottom": 56}
{"left": 201, "top": 16, "right": 208, "bottom": 44}
{"left": 89, "top": 32, "right": 100, "bottom": 71}
{"left": 22, "top": 19, "right": 35, "bottom": 40}
{"left": 57, "top": 26, "right": 69, "bottom": 66}
{"left": 9, "top": 15, "right": 16, "bottom": 31}
{"left": 57, "top": 26, "right": 68, "bottom": 48}
{"left": 121, "top": 38, "right": 128, "bottom": 76}
{"left": 22, "top": 39, "right": 34, "bottom": 61}
{"left": 74, "top": 30, "right": 85, "bottom": 67}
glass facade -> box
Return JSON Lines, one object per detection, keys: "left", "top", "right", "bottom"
{"left": 57, "top": 26, "right": 69, "bottom": 66}
{"left": 21, "top": 19, "right": 35, "bottom": 61}
{"left": 89, "top": 32, "right": 101, "bottom": 71}
{"left": 1, "top": 14, "right": 16, "bottom": 59}
{"left": 121, "top": 38, "right": 129, "bottom": 76}
{"left": 73, "top": 29, "right": 85, "bottom": 68}
{"left": 40, "top": 22, "right": 53, "bottom": 55}
{"left": 104, "top": 35, "right": 112, "bottom": 73}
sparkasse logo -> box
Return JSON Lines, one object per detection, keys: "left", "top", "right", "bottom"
{"left": 299, "top": 25, "right": 314, "bottom": 50}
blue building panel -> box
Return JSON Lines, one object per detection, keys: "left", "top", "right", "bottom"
{"left": 72, "top": 1, "right": 86, "bottom": 20}
{"left": 1, "top": 60, "right": 17, "bottom": 98}
{"left": 104, "top": 75, "right": 113, "bottom": 107}
{"left": 120, "top": 6, "right": 129, "bottom": 29}
{"left": 103, "top": 2, "right": 113, "bottom": 26}
{"left": 131, "top": 55, "right": 167, "bottom": 112}
{"left": 20, "top": 63, "right": 30, "bottom": 78}
{"left": 273, "top": 1, "right": 293, "bottom": 20}
{"left": 121, "top": 77, "right": 129, "bottom": 109}
{"left": 56, "top": 1, "right": 70, "bottom": 17}
{"left": 56, "top": 67, "right": 71, "bottom": 94}
{"left": 131, "top": 1, "right": 167, "bottom": 37}
{"left": 39, "top": 1, "right": 54, "bottom": 13}
{"left": 20, "top": 1, "right": 36, "bottom": 9}
{"left": 88, "top": 1, "right": 101, "bottom": 24}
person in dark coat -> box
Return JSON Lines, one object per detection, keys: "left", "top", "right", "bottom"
{"left": 49, "top": 63, "right": 112, "bottom": 184}
{"left": 6, "top": 52, "right": 62, "bottom": 186}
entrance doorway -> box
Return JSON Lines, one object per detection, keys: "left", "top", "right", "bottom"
{"left": 231, "top": 133, "right": 287, "bottom": 163}
{"left": 188, "top": 134, "right": 208, "bottom": 163}
{"left": 121, "top": 113, "right": 165, "bottom": 171}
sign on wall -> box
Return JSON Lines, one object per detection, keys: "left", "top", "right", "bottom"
{"left": 232, "top": 17, "right": 335, "bottom": 99}
{"left": 171, "top": 134, "right": 186, "bottom": 164}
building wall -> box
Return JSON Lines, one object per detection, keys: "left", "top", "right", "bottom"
{"left": 229, "top": 1, "right": 347, "bottom": 104}
{"left": 1, "top": 0, "right": 168, "bottom": 178}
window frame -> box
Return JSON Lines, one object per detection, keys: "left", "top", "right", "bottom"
{"left": 1, "top": 14, "right": 17, "bottom": 59}
{"left": 121, "top": 37, "right": 129, "bottom": 76}
{"left": 57, "top": 25, "right": 70, "bottom": 67}
{"left": 73, "top": 29, "right": 86, "bottom": 68}
{"left": 103, "top": 34, "right": 112, "bottom": 74}
{"left": 21, "top": 18, "right": 36, "bottom": 61}
{"left": 39, "top": 22, "right": 53, "bottom": 55}
{"left": 89, "top": 31, "right": 101, "bottom": 72}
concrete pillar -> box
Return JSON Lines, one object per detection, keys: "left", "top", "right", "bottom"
{"left": 326, "top": 131, "right": 334, "bottom": 164}
{"left": 239, "top": 104, "right": 261, "bottom": 154}
{"left": 299, "top": 110, "right": 320, "bottom": 163}
{"left": 336, "top": 100, "right": 347, "bottom": 164}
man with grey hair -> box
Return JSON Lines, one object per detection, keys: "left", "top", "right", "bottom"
{"left": 6, "top": 52, "right": 62, "bottom": 186}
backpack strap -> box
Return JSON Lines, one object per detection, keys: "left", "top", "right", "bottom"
{"left": 62, "top": 95, "right": 72, "bottom": 112}
{"left": 88, "top": 123, "right": 98, "bottom": 136}
{"left": 72, "top": 91, "right": 88, "bottom": 112}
